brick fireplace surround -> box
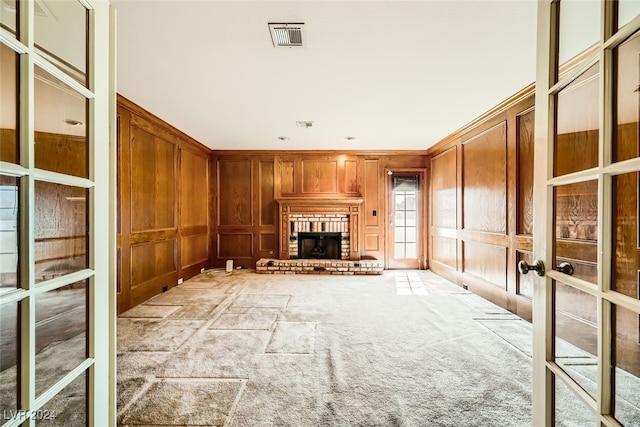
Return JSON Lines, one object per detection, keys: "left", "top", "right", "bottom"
{"left": 256, "top": 197, "right": 383, "bottom": 275}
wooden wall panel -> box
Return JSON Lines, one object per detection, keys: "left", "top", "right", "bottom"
{"left": 259, "top": 160, "right": 275, "bottom": 226}
{"left": 181, "top": 149, "right": 208, "bottom": 228}
{"left": 212, "top": 156, "right": 276, "bottom": 266}
{"left": 431, "top": 147, "right": 457, "bottom": 229}
{"left": 259, "top": 233, "right": 276, "bottom": 252}
{"left": 130, "top": 240, "right": 176, "bottom": 288}
{"left": 116, "top": 95, "right": 211, "bottom": 314}
{"left": 218, "top": 160, "right": 252, "bottom": 226}
{"left": 432, "top": 236, "right": 457, "bottom": 269}
{"left": 211, "top": 152, "right": 426, "bottom": 268}
{"left": 462, "top": 123, "right": 507, "bottom": 234}
{"left": 361, "top": 158, "right": 384, "bottom": 259}
{"left": 130, "top": 123, "right": 176, "bottom": 232}
{"left": 344, "top": 160, "right": 358, "bottom": 194}
{"left": 302, "top": 160, "right": 338, "bottom": 193}
{"left": 427, "top": 90, "right": 535, "bottom": 320}
{"left": 364, "top": 160, "right": 380, "bottom": 228}
{"left": 218, "top": 234, "right": 253, "bottom": 259}
{"left": 463, "top": 241, "right": 507, "bottom": 289}
{"left": 364, "top": 234, "right": 380, "bottom": 251}
{"left": 281, "top": 161, "right": 295, "bottom": 194}
{"left": 181, "top": 234, "right": 208, "bottom": 268}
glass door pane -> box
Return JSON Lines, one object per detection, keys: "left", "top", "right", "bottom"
{"left": 558, "top": 0, "right": 600, "bottom": 67}
{"left": 613, "top": 29, "right": 640, "bottom": 162}
{"left": 555, "top": 63, "right": 599, "bottom": 177}
{"left": 34, "top": 0, "right": 88, "bottom": 86}
{"left": 0, "top": 44, "right": 19, "bottom": 164}
{"left": 389, "top": 174, "right": 420, "bottom": 268}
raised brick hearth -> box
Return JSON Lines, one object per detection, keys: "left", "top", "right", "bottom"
{"left": 256, "top": 258, "right": 383, "bottom": 275}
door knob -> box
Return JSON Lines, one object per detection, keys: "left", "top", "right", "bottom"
{"left": 518, "top": 260, "right": 545, "bottom": 277}
{"left": 556, "top": 262, "right": 574, "bottom": 276}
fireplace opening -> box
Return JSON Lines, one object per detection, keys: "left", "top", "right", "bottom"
{"left": 298, "top": 232, "right": 341, "bottom": 259}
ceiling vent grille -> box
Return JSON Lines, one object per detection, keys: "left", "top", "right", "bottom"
{"left": 269, "top": 23, "right": 305, "bottom": 48}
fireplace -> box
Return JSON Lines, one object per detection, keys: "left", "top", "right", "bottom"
{"left": 276, "top": 197, "right": 364, "bottom": 260}
{"left": 298, "top": 232, "right": 341, "bottom": 259}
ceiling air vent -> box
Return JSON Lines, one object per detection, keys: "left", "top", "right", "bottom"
{"left": 268, "top": 23, "right": 305, "bottom": 48}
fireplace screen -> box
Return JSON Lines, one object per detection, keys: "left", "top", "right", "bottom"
{"left": 298, "top": 232, "right": 341, "bottom": 259}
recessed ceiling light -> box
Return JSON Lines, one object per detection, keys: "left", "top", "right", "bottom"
{"left": 278, "top": 136, "right": 289, "bottom": 141}
{"left": 345, "top": 136, "right": 356, "bottom": 141}
{"left": 296, "top": 121, "right": 313, "bottom": 128}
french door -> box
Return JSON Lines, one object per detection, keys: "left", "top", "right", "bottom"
{"left": 532, "top": 2, "right": 640, "bottom": 425}
{"left": 0, "top": 1, "right": 114, "bottom": 425}
{"left": 386, "top": 170, "right": 426, "bottom": 269}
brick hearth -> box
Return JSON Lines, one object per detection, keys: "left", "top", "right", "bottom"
{"left": 256, "top": 258, "right": 383, "bottom": 275}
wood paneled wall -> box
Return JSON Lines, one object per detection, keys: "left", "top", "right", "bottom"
{"left": 427, "top": 91, "right": 535, "bottom": 320}
{"left": 211, "top": 152, "right": 427, "bottom": 268}
{"left": 212, "top": 156, "right": 277, "bottom": 268}
{"left": 117, "top": 95, "right": 211, "bottom": 313}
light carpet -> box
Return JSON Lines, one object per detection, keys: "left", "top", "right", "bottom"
{"left": 116, "top": 270, "right": 634, "bottom": 426}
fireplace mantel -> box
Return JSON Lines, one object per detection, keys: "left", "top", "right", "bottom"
{"left": 276, "top": 197, "right": 363, "bottom": 260}
{"left": 276, "top": 197, "right": 364, "bottom": 208}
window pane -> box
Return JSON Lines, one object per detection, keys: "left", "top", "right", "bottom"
{"left": 405, "top": 210, "right": 416, "bottom": 227}
{"left": 554, "top": 181, "right": 598, "bottom": 284}
{"left": 394, "top": 227, "right": 404, "bottom": 243}
{"left": 0, "top": 0, "right": 17, "bottom": 35}
{"left": 554, "top": 281, "right": 598, "bottom": 399}
{"left": 34, "top": 66, "right": 88, "bottom": 178}
{"left": 613, "top": 29, "right": 640, "bottom": 162}
{"left": 394, "top": 243, "right": 404, "bottom": 259}
{"left": 394, "top": 194, "right": 405, "bottom": 210}
{"left": 405, "top": 227, "right": 417, "bottom": 243}
{"left": 558, "top": 0, "right": 600, "bottom": 67}
{"left": 613, "top": 304, "right": 640, "bottom": 425}
{"left": 1, "top": 44, "right": 18, "bottom": 164}
{"left": 612, "top": 173, "right": 638, "bottom": 299}
{"left": 0, "top": 301, "right": 18, "bottom": 416}
{"left": 405, "top": 193, "right": 416, "bottom": 211}
{"left": 0, "top": 176, "right": 18, "bottom": 292}
{"left": 36, "top": 370, "right": 87, "bottom": 426}
{"left": 34, "top": 0, "right": 88, "bottom": 85}
{"left": 555, "top": 373, "right": 598, "bottom": 425}
{"left": 395, "top": 211, "right": 405, "bottom": 227}
{"left": 34, "top": 182, "right": 88, "bottom": 283}
{"left": 35, "top": 281, "right": 87, "bottom": 396}
{"left": 555, "top": 63, "right": 599, "bottom": 176}
{"left": 619, "top": 0, "right": 640, "bottom": 30}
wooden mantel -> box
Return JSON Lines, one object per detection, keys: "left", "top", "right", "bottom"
{"left": 276, "top": 197, "right": 364, "bottom": 260}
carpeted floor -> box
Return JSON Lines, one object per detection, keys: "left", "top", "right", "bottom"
{"left": 116, "top": 270, "right": 638, "bottom": 426}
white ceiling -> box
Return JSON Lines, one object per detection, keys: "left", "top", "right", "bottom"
{"left": 111, "top": 0, "right": 537, "bottom": 151}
